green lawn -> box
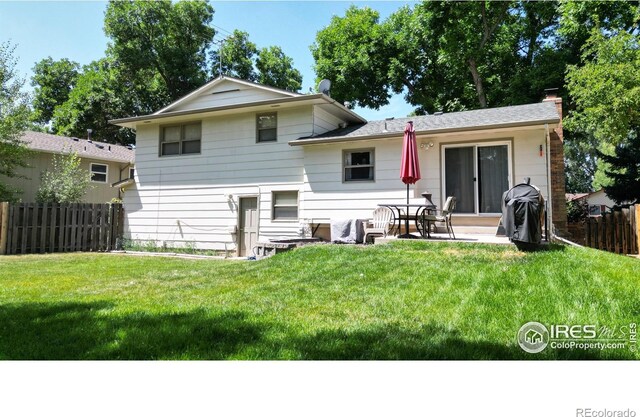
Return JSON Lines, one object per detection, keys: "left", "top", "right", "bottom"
{"left": 0, "top": 241, "right": 638, "bottom": 360}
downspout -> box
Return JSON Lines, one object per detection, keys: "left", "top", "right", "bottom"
{"left": 545, "top": 123, "right": 555, "bottom": 240}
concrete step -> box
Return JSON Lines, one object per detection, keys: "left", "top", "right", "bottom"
{"left": 449, "top": 225, "right": 500, "bottom": 235}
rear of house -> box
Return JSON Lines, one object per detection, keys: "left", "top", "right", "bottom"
{"left": 111, "top": 76, "right": 566, "bottom": 256}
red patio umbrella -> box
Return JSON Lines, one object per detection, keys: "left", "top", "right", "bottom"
{"left": 399, "top": 121, "right": 421, "bottom": 237}
{"left": 401, "top": 121, "right": 421, "bottom": 201}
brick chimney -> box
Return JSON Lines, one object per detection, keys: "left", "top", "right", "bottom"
{"left": 542, "top": 88, "right": 567, "bottom": 235}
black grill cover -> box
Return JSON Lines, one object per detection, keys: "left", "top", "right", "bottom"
{"left": 502, "top": 183, "right": 544, "bottom": 244}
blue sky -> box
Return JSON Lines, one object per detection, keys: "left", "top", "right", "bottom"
{"left": 0, "top": 0, "right": 416, "bottom": 121}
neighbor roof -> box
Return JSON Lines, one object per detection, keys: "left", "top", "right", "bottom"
{"left": 20, "top": 131, "right": 135, "bottom": 164}
{"left": 291, "top": 101, "right": 560, "bottom": 145}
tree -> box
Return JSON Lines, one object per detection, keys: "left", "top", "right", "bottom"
{"left": 311, "top": 2, "right": 563, "bottom": 114}
{"left": 256, "top": 46, "right": 302, "bottom": 92}
{"left": 31, "top": 57, "right": 80, "bottom": 125}
{"left": 595, "top": 130, "right": 640, "bottom": 205}
{"left": 311, "top": 6, "right": 394, "bottom": 109}
{"left": 0, "top": 41, "right": 32, "bottom": 202}
{"left": 36, "top": 152, "right": 91, "bottom": 203}
{"left": 52, "top": 58, "right": 136, "bottom": 145}
{"left": 103, "top": 0, "right": 216, "bottom": 102}
{"left": 565, "top": 31, "right": 640, "bottom": 146}
{"left": 211, "top": 30, "right": 257, "bottom": 81}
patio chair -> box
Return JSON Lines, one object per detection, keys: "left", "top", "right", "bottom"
{"left": 363, "top": 207, "right": 394, "bottom": 244}
{"left": 421, "top": 196, "right": 457, "bottom": 239}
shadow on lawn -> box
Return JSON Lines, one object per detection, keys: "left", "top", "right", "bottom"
{"left": 0, "top": 302, "right": 264, "bottom": 360}
{"left": 0, "top": 303, "right": 632, "bottom": 360}
{"left": 291, "top": 325, "right": 632, "bottom": 360}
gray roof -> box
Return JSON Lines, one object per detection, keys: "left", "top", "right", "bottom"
{"left": 297, "top": 101, "right": 560, "bottom": 143}
{"left": 19, "top": 131, "right": 135, "bottom": 164}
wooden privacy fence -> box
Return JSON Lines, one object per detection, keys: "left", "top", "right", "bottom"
{"left": 0, "top": 203, "right": 124, "bottom": 255}
{"left": 585, "top": 205, "right": 639, "bottom": 255}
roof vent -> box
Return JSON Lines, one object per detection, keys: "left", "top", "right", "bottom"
{"left": 108, "top": 145, "right": 111, "bottom": 152}
{"left": 95, "top": 144, "right": 104, "bottom": 149}
{"left": 434, "top": 111, "right": 443, "bottom": 116}
{"left": 72, "top": 137, "right": 79, "bottom": 141}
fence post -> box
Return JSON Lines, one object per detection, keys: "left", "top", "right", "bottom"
{"left": 0, "top": 202, "right": 8, "bottom": 255}
{"left": 636, "top": 205, "right": 640, "bottom": 255}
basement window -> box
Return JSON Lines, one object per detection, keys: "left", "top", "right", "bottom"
{"left": 272, "top": 191, "right": 298, "bottom": 220}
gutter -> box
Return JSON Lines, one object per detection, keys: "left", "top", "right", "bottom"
{"left": 545, "top": 123, "right": 555, "bottom": 240}
{"left": 289, "top": 118, "right": 561, "bottom": 146}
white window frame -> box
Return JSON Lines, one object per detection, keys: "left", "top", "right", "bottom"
{"left": 256, "top": 112, "right": 278, "bottom": 143}
{"left": 440, "top": 140, "right": 513, "bottom": 216}
{"left": 343, "top": 148, "right": 375, "bottom": 182}
{"left": 272, "top": 191, "right": 299, "bottom": 221}
{"left": 159, "top": 122, "right": 202, "bottom": 156}
{"left": 90, "top": 163, "right": 108, "bottom": 184}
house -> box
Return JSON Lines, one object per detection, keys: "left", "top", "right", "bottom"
{"left": 4, "top": 131, "right": 135, "bottom": 203}
{"left": 110, "top": 76, "right": 566, "bottom": 256}
{"left": 567, "top": 189, "right": 616, "bottom": 216}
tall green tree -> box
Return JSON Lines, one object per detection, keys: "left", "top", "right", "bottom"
{"left": 211, "top": 31, "right": 303, "bottom": 91}
{"left": 597, "top": 131, "right": 640, "bottom": 205}
{"left": 52, "top": 58, "right": 136, "bottom": 145}
{"left": 256, "top": 46, "right": 302, "bottom": 92}
{"left": 103, "top": 0, "right": 216, "bottom": 102}
{"left": 0, "top": 42, "right": 32, "bottom": 202}
{"left": 31, "top": 57, "right": 80, "bottom": 125}
{"left": 312, "top": 2, "right": 563, "bottom": 114}
{"left": 311, "top": 6, "right": 394, "bottom": 109}
{"left": 211, "top": 30, "right": 258, "bottom": 81}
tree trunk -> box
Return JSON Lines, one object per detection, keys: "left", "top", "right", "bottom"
{"left": 468, "top": 58, "right": 487, "bottom": 108}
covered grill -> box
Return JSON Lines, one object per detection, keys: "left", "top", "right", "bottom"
{"left": 502, "top": 179, "right": 545, "bottom": 246}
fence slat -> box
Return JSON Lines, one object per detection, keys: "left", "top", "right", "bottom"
{"left": 10, "top": 205, "right": 18, "bottom": 254}
{"left": 39, "top": 203, "right": 47, "bottom": 253}
{"left": 0, "top": 202, "right": 9, "bottom": 255}
{"left": 30, "top": 203, "right": 39, "bottom": 253}
{"left": 582, "top": 205, "right": 638, "bottom": 255}
{"left": 90, "top": 204, "right": 98, "bottom": 252}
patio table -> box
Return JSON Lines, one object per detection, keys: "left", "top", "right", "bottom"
{"left": 378, "top": 203, "right": 436, "bottom": 238}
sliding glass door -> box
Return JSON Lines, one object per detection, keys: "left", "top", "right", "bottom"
{"left": 444, "top": 143, "right": 511, "bottom": 214}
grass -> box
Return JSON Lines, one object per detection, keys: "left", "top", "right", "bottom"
{"left": 0, "top": 241, "right": 638, "bottom": 360}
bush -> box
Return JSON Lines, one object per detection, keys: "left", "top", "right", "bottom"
{"left": 566, "top": 199, "right": 589, "bottom": 223}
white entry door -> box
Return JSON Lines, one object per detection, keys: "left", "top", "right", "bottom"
{"left": 239, "top": 197, "right": 258, "bottom": 257}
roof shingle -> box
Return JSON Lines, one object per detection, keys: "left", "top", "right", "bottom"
{"left": 299, "top": 101, "right": 560, "bottom": 142}
{"left": 19, "top": 131, "right": 135, "bottom": 164}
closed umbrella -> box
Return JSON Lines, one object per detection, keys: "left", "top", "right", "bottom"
{"left": 399, "top": 121, "right": 421, "bottom": 238}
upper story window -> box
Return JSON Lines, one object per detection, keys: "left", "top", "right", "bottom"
{"left": 90, "top": 163, "right": 108, "bottom": 183}
{"left": 344, "top": 149, "right": 375, "bottom": 182}
{"left": 257, "top": 113, "right": 277, "bottom": 142}
{"left": 160, "top": 122, "right": 201, "bottom": 156}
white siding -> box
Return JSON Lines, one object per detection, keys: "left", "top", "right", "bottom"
{"left": 168, "top": 80, "right": 292, "bottom": 112}
{"left": 312, "top": 106, "right": 342, "bottom": 135}
{"left": 124, "top": 106, "right": 313, "bottom": 252}
{"left": 300, "top": 127, "right": 550, "bottom": 221}
{"left": 126, "top": 96, "right": 553, "bottom": 253}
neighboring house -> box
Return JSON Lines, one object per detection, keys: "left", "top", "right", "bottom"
{"left": 567, "top": 189, "right": 616, "bottom": 216}
{"left": 111, "top": 76, "right": 566, "bottom": 256}
{"left": 4, "top": 131, "right": 135, "bottom": 203}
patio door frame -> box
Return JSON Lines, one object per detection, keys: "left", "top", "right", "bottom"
{"left": 440, "top": 139, "right": 514, "bottom": 216}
